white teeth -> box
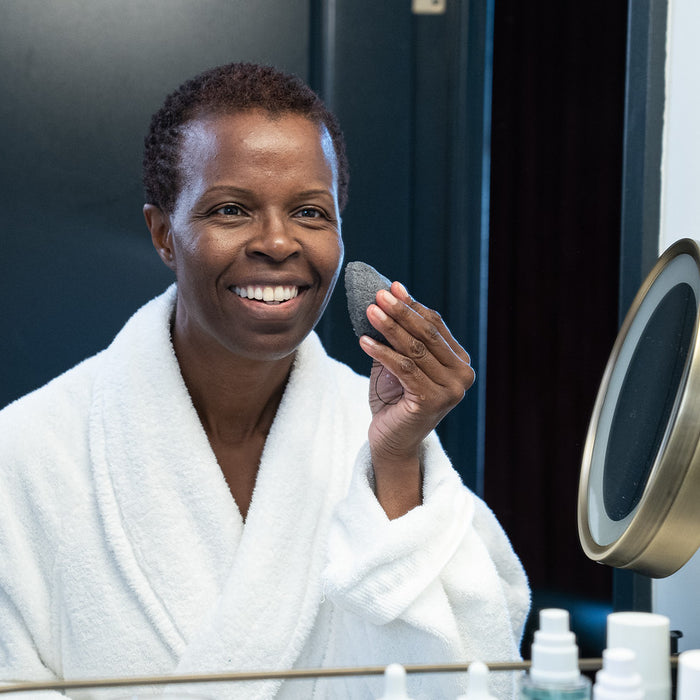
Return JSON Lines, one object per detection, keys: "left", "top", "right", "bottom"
{"left": 233, "top": 285, "right": 299, "bottom": 303}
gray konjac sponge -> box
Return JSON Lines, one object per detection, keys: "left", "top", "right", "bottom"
{"left": 344, "top": 261, "right": 392, "bottom": 345}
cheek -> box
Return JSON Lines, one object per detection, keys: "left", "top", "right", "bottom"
{"left": 174, "top": 230, "right": 234, "bottom": 272}
{"left": 323, "top": 235, "right": 344, "bottom": 275}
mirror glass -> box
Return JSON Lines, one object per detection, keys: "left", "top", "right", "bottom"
{"left": 603, "top": 280, "right": 696, "bottom": 522}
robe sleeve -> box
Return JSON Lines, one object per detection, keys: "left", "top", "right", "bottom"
{"left": 322, "top": 432, "right": 530, "bottom": 699}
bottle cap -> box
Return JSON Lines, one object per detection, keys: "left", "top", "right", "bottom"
{"left": 606, "top": 612, "right": 670, "bottom": 700}
{"left": 530, "top": 609, "right": 582, "bottom": 684}
{"left": 593, "top": 648, "right": 643, "bottom": 700}
{"left": 677, "top": 649, "right": 700, "bottom": 700}
{"left": 456, "top": 661, "right": 499, "bottom": 700}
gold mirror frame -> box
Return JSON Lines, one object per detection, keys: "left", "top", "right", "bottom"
{"left": 578, "top": 238, "right": 700, "bottom": 578}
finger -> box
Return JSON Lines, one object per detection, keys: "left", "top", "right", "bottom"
{"left": 365, "top": 289, "right": 476, "bottom": 395}
{"left": 369, "top": 290, "right": 470, "bottom": 372}
{"left": 389, "top": 282, "right": 472, "bottom": 364}
{"left": 360, "top": 341, "right": 474, "bottom": 426}
{"left": 366, "top": 302, "right": 454, "bottom": 383}
{"left": 359, "top": 334, "right": 434, "bottom": 399}
{"left": 360, "top": 331, "right": 475, "bottom": 402}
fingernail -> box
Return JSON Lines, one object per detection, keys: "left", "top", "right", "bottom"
{"left": 360, "top": 334, "right": 377, "bottom": 348}
{"left": 378, "top": 289, "right": 398, "bottom": 306}
{"left": 395, "top": 282, "right": 411, "bottom": 299}
{"left": 371, "top": 305, "right": 389, "bottom": 321}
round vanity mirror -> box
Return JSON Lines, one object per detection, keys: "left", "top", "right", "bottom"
{"left": 578, "top": 238, "right": 700, "bottom": 577}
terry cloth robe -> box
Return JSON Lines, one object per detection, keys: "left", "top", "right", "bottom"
{"left": 0, "top": 285, "right": 530, "bottom": 700}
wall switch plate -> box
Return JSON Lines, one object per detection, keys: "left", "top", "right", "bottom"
{"left": 412, "top": 0, "right": 446, "bottom": 14}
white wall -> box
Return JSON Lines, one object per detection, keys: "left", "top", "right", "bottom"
{"left": 658, "top": 0, "right": 700, "bottom": 252}
{"left": 653, "top": 0, "right": 700, "bottom": 652}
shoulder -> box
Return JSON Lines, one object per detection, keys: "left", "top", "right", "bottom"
{"left": 0, "top": 352, "right": 102, "bottom": 498}
{"left": 0, "top": 285, "right": 176, "bottom": 434}
{"left": 0, "top": 287, "right": 175, "bottom": 495}
{"left": 0, "top": 352, "right": 102, "bottom": 445}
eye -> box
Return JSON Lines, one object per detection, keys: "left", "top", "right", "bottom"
{"left": 213, "top": 203, "right": 245, "bottom": 216}
{"left": 294, "top": 207, "right": 325, "bottom": 219}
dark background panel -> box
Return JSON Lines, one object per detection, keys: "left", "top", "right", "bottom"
{"left": 484, "top": 1, "right": 628, "bottom": 640}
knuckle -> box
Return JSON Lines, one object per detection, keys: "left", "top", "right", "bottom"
{"left": 398, "top": 356, "right": 417, "bottom": 375}
{"left": 445, "top": 379, "right": 466, "bottom": 401}
{"left": 424, "top": 308, "right": 443, "bottom": 326}
{"left": 407, "top": 337, "right": 427, "bottom": 359}
{"left": 425, "top": 323, "right": 441, "bottom": 344}
{"left": 461, "top": 365, "right": 476, "bottom": 388}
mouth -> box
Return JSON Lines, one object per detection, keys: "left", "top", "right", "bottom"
{"left": 232, "top": 285, "right": 301, "bottom": 305}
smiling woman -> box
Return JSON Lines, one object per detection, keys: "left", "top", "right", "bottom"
{"left": 0, "top": 62, "right": 529, "bottom": 700}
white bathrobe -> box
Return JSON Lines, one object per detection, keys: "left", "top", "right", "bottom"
{"left": 0, "top": 286, "right": 529, "bottom": 700}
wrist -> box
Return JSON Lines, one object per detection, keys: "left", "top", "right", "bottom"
{"left": 371, "top": 453, "right": 423, "bottom": 519}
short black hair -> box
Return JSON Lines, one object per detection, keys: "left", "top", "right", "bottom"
{"left": 143, "top": 62, "right": 349, "bottom": 214}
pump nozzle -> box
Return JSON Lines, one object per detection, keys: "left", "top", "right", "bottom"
{"left": 376, "top": 663, "right": 413, "bottom": 700}
{"left": 530, "top": 609, "right": 582, "bottom": 685}
{"left": 456, "top": 661, "right": 498, "bottom": 700}
{"left": 593, "top": 648, "right": 643, "bottom": 700}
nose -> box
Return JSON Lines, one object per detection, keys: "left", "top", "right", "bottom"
{"left": 246, "top": 212, "right": 301, "bottom": 262}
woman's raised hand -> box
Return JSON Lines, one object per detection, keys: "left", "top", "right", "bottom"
{"left": 359, "top": 281, "right": 475, "bottom": 518}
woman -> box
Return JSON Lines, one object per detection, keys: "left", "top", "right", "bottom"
{"left": 0, "top": 63, "right": 529, "bottom": 699}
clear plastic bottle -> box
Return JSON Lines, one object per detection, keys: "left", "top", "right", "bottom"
{"left": 520, "top": 609, "right": 592, "bottom": 700}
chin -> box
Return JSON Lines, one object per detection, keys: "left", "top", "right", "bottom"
{"left": 229, "top": 332, "right": 309, "bottom": 364}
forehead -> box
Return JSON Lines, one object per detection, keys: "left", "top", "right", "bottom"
{"left": 177, "top": 110, "right": 338, "bottom": 183}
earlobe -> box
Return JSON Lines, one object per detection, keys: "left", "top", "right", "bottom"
{"left": 143, "top": 204, "right": 176, "bottom": 270}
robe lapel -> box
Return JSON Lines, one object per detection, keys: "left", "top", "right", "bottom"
{"left": 90, "top": 287, "right": 243, "bottom": 657}
{"left": 172, "top": 332, "right": 354, "bottom": 698}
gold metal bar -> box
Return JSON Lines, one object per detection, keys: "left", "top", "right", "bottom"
{"left": 0, "top": 658, "right": 678, "bottom": 695}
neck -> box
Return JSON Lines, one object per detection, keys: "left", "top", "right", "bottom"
{"left": 172, "top": 328, "right": 296, "bottom": 445}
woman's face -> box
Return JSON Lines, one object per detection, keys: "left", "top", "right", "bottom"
{"left": 147, "top": 109, "right": 344, "bottom": 362}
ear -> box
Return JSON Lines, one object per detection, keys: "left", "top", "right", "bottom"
{"left": 143, "top": 204, "right": 176, "bottom": 271}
